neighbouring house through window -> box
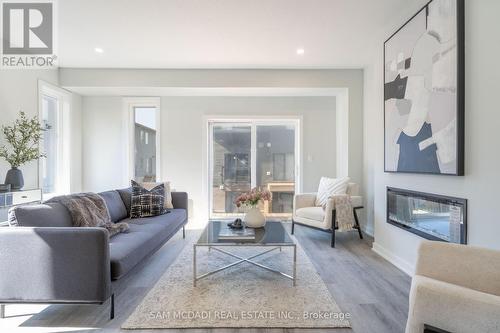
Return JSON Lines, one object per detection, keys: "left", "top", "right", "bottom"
{"left": 208, "top": 119, "right": 300, "bottom": 220}
{"left": 125, "top": 98, "right": 161, "bottom": 184}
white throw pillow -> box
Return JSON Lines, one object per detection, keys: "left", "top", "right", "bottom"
{"left": 315, "top": 177, "right": 350, "bottom": 207}
{"left": 140, "top": 181, "right": 174, "bottom": 209}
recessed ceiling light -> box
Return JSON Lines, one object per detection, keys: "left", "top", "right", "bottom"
{"left": 94, "top": 47, "right": 104, "bottom": 53}
{"left": 296, "top": 48, "right": 305, "bottom": 55}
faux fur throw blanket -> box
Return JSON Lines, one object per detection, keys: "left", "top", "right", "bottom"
{"left": 330, "top": 194, "right": 355, "bottom": 232}
{"left": 47, "top": 193, "right": 129, "bottom": 237}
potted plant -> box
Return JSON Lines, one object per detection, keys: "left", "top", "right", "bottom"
{"left": 0, "top": 111, "right": 45, "bottom": 190}
{"left": 235, "top": 187, "right": 272, "bottom": 228}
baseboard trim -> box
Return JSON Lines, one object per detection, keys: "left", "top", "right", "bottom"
{"left": 372, "top": 242, "right": 414, "bottom": 276}
{"left": 362, "top": 225, "right": 374, "bottom": 237}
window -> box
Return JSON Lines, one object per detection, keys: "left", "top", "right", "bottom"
{"left": 41, "top": 95, "right": 58, "bottom": 194}
{"left": 39, "top": 81, "right": 71, "bottom": 197}
{"left": 125, "top": 98, "right": 161, "bottom": 183}
{"left": 208, "top": 119, "right": 300, "bottom": 219}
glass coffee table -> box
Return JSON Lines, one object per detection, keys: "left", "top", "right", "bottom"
{"left": 194, "top": 221, "right": 297, "bottom": 286}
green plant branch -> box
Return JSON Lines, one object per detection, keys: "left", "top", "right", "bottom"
{"left": 0, "top": 111, "right": 45, "bottom": 168}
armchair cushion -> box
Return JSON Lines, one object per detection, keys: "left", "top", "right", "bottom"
{"left": 315, "top": 177, "right": 350, "bottom": 207}
{"left": 293, "top": 191, "right": 363, "bottom": 231}
{"left": 295, "top": 207, "right": 325, "bottom": 222}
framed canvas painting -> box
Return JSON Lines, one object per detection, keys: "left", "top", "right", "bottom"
{"left": 384, "top": 0, "right": 464, "bottom": 175}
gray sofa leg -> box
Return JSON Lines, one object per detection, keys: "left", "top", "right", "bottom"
{"left": 1, "top": 304, "right": 5, "bottom": 319}
{"left": 291, "top": 220, "right": 295, "bottom": 234}
{"left": 110, "top": 294, "right": 114, "bottom": 320}
{"left": 183, "top": 226, "right": 186, "bottom": 239}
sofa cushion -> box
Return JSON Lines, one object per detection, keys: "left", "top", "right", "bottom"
{"left": 117, "top": 187, "right": 132, "bottom": 215}
{"left": 11, "top": 202, "right": 73, "bottom": 227}
{"left": 109, "top": 209, "right": 187, "bottom": 279}
{"left": 98, "top": 190, "right": 128, "bottom": 223}
{"left": 130, "top": 181, "right": 166, "bottom": 218}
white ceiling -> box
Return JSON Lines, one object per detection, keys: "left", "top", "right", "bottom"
{"left": 58, "top": 0, "right": 415, "bottom": 69}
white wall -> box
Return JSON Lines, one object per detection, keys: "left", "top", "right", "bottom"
{"left": 363, "top": 0, "right": 500, "bottom": 275}
{"left": 70, "top": 92, "right": 83, "bottom": 193}
{"left": 0, "top": 69, "right": 59, "bottom": 189}
{"left": 0, "top": 69, "right": 84, "bottom": 194}
{"left": 82, "top": 96, "right": 126, "bottom": 192}
{"left": 162, "top": 96, "right": 336, "bottom": 220}
{"left": 81, "top": 96, "right": 337, "bottom": 218}
{"left": 61, "top": 68, "right": 364, "bottom": 190}
{"left": 66, "top": 68, "right": 365, "bottom": 226}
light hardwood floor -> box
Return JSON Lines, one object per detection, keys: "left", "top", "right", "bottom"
{"left": 2, "top": 222, "right": 411, "bottom": 333}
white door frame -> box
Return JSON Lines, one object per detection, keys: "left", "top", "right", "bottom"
{"left": 204, "top": 116, "right": 302, "bottom": 219}
{"left": 38, "top": 80, "right": 72, "bottom": 198}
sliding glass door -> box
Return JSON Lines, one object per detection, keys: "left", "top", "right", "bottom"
{"left": 209, "top": 119, "right": 299, "bottom": 219}
{"left": 256, "top": 124, "right": 296, "bottom": 215}
{"left": 211, "top": 124, "right": 252, "bottom": 215}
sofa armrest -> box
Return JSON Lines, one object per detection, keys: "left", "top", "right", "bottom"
{"left": 415, "top": 241, "right": 500, "bottom": 296}
{"left": 293, "top": 193, "right": 317, "bottom": 211}
{"left": 406, "top": 275, "right": 500, "bottom": 333}
{"left": 0, "top": 227, "right": 111, "bottom": 303}
{"left": 171, "top": 191, "right": 188, "bottom": 214}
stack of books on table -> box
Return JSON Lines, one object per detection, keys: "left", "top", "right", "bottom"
{"left": 218, "top": 225, "right": 255, "bottom": 240}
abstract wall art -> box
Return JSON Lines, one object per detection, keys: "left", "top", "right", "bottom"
{"left": 384, "top": 0, "right": 464, "bottom": 175}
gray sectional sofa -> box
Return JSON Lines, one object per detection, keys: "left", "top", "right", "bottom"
{"left": 0, "top": 188, "right": 188, "bottom": 319}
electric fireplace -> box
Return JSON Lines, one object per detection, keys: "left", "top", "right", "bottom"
{"left": 387, "top": 187, "right": 467, "bottom": 244}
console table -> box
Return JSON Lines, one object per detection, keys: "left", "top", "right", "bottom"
{"left": 0, "top": 189, "right": 42, "bottom": 226}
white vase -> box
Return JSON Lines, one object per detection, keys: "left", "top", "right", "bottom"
{"left": 244, "top": 206, "right": 266, "bottom": 228}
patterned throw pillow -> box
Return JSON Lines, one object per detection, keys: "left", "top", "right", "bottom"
{"left": 130, "top": 180, "right": 166, "bottom": 218}
{"left": 140, "top": 181, "right": 174, "bottom": 209}
{"left": 315, "top": 176, "right": 350, "bottom": 208}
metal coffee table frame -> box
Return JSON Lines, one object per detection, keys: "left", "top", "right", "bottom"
{"left": 193, "top": 242, "right": 297, "bottom": 287}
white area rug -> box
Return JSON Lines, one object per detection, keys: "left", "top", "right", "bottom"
{"left": 122, "top": 239, "right": 350, "bottom": 329}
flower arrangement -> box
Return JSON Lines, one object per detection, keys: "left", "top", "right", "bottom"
{"left": 0, "top": 111, "right": 45, "bottom": 168}
{"left": 235, "top": 187, "right": 272, "bottom": 208}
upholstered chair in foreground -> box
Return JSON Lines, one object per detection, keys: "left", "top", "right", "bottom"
{"left": 406, "top": 241, "right": 500, "bottom": 333}
{"left": 292, "top": 182, "right": 363, "bottom": 247}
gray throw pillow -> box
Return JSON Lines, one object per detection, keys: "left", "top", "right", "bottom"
{"left": 130, "top": 180, "right": 166, "bottom": 218}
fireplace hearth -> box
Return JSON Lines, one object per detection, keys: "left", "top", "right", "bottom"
{"left": 387, "top": 187, "right": 467, "bottom": 244}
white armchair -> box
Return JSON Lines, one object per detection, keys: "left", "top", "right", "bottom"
{"left": 292, "top": 182, "right": 363, "bottom": 247}
{"left": 406, "top": 241, "right": 500, "bottom": 333}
